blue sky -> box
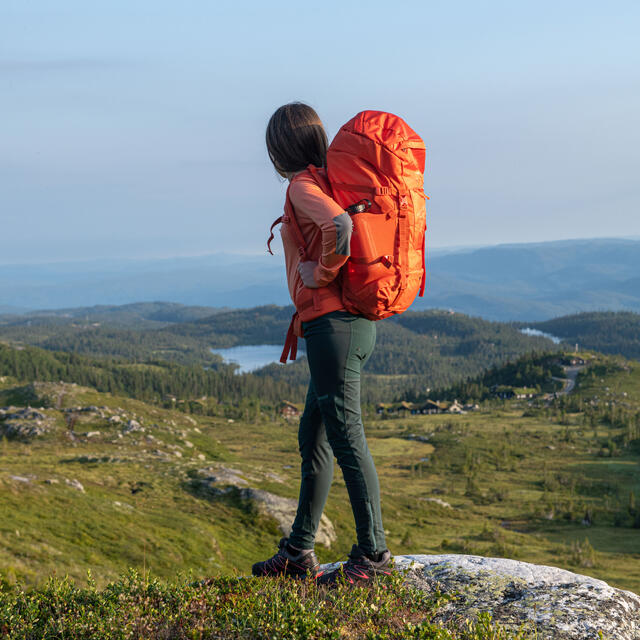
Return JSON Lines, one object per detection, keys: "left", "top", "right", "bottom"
{"left": 2, "top": 1, "right": 639, "bottom": 265}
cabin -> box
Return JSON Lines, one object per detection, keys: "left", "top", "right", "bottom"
{"left": 279, "top": 401, "right": 301, "bottom": 419}
{"left": 491, "top": 385, "right": 515, "bottom": 399}
{"left": 514, "top": 387, "right": 537, "bottom": 399}
{"left": 376, "top": 398, "right": 478, "bottom": 415}
{"left": 417, "top": 399, "right": 446, "bottom": 414}
{"left": 446, "top": 399, "right": 466, "bottom": 414}
{"left": 397, "top": 401, "right": 414, "bottom": 415}
{"left": 377, "top": 400, "right": 440, "bottom": 415}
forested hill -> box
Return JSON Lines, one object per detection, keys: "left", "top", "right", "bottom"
{"left": 523, "top": 311, "right": 640, "bottom": 360}
{"left": 0, "top": 301, "right": 224, "bottom": 329}
{"left": 164, "top": 305, "right": 295, "bottom": 347}
{"left": 153, "top": 305, "right": 559, "bottom": 383}
{"left": 0, "top": 304, "right": 557, "bottom": 401}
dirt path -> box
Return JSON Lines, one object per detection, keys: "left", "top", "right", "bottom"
{"left": 552, "top": 365, "right": 584, "bottom": 396}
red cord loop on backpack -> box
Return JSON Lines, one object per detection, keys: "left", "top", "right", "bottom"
{"left": 266, "top": 216, "right": 283, "bottom": 255}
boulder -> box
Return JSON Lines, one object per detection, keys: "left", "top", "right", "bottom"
{"left": 239, "top": 487, "right": 336, "bottom": 549}
{"left": 190, "top": 466, "right": 336, "bottom": 548}
{"left": 122, "top": 419, "right": 143, "bottom": 433}
{"left": 419, "top": 497, "right": 452, "bottom": 509}
{"left": 194, "top": 466, "right": 249, "bottom": 492}
{"left": 65, "top": 478, "right": 85, "bottom": 492}
{"left": 0, "top": 405, "right": 52, "bottom": 439}
{"left": 5, "top": 407, "right": 47, "bottom": 421}
{"left": 1, "top": 420, "right": 49, "bottom": 439}
{"left": 318, "top": 554, "right": 640, "bottom": 640}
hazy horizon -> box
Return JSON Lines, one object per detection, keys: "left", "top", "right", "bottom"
{"left": 2, "top": 237, "right": 638, "bottom": 319}
{"left": 1, "top": 234, "right": 638, "bottom": 268}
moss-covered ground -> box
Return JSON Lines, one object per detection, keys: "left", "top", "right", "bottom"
{"left": 0, "top": 569, "right": 539, "bottom": 639}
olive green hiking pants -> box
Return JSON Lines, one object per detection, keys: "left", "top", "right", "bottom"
{"left": 288, "top": 310, "right": 386, "bottom": 556}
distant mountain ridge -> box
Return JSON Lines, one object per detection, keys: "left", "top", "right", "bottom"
{"left": 2, "top": 238, "right": 639, "bottom": 321}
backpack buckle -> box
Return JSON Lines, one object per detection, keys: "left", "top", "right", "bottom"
{"left": 398, "top": 194, "right": 409, "bottom": 217}
{"left": 380, "top": 255, "right": 393, "bottom": 268}
{"left": 346, "top": 199, "right": 372, "bottom": 214}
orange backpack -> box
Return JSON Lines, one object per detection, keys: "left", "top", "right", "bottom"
{"left": 317, "top": 110, "right": 427, "bottom": 320}
{"left": 268, "top": 110, "right": 428, "bottom": 362}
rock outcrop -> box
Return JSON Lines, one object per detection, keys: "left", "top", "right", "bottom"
{"left": 190, "top": 465, "right": 336, "bottom": 548}
{"left": 239, "top": 487, "right": 336, "bottom": 549}
{"left": 319, "top": 554, "right": 640, "bottom": 640}
{"left": 0, "top": 406, "right": 53, "bottom": 439}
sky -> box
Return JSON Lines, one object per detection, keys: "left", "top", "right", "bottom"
{"left": 2, "top": 1, "right": 639, "bottom": 265}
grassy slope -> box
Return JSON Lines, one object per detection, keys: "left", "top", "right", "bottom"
{"left": 0, "top": 353, "right": 639, "bottom": 595}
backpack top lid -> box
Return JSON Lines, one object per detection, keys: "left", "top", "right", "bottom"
{"left": 328, "top": 110, "right": 426, "bottom": 184}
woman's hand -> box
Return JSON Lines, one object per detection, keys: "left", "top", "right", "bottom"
{"left": 298, "top": 261, "right": 320, "bottom": 288}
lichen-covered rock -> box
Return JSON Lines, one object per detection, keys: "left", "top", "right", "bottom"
{"left": 239, "top": 487, "right": 336, "bottom": 549}
{"left": 0, "top": 405, "right": 55, "bottom": 439}
{"left": 1, "top": 419, "right": 50, "bottom": 439}
{"left": 192, "top": 466, "right": 250, "bottom": 493}
{"left": 4, "top": 407, "right": 47, "bottom": 421}
{"left": 319, "top": 554, "right": 640, "bottom": 640}
{"left": 122, "top": 419, "right": 143, "bottom": 433}
{"left": 190, "top": 467, "right": 336, "bottom": 548}
{"left": 419, "top": 497, "right": 452, "bottom": 509}
{"left": 64, "top": 478, "right": 85, "bottom": 492}
{"left": 10, "top": 475, "right": 33, "bottom": 483}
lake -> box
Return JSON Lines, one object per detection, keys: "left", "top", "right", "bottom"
{"left": 210, "top": 344, "right": 305, "bottom": 373}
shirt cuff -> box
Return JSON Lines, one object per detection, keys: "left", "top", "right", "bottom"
{"left": 313, "top": 258, "right": 345, "bottom": 287}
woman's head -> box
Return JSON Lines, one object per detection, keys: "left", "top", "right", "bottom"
{"left": 266, "top": 102, "right": 328, "bottom": 178}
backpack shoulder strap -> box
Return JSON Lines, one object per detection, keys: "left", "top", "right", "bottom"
{"left": 266, "top": 179, "right": 309, "bottom": 259}
{"left": 283, "top": 181, "right": 309, "bottom": 260}
{"left": 306, "top": 164, "right": 334, "bottom": 197}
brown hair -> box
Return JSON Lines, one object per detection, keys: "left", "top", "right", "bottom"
{"left": 266, "top": 102, "right": 328, "bottom": 174}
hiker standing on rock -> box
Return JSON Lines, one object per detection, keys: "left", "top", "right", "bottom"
{"left": 252, "top": 102, "right": 392, "bottom": 584}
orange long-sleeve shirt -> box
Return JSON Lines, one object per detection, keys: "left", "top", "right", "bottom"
{"left": 280, "top": 166, "right": 353, "bottom": 333}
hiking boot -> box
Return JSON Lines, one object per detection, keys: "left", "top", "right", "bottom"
{"left": 251, "top": 537, "right": 321, "bottom": 578}
{"left": 317, "top": 544, "right": 392, "bottom": 586}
